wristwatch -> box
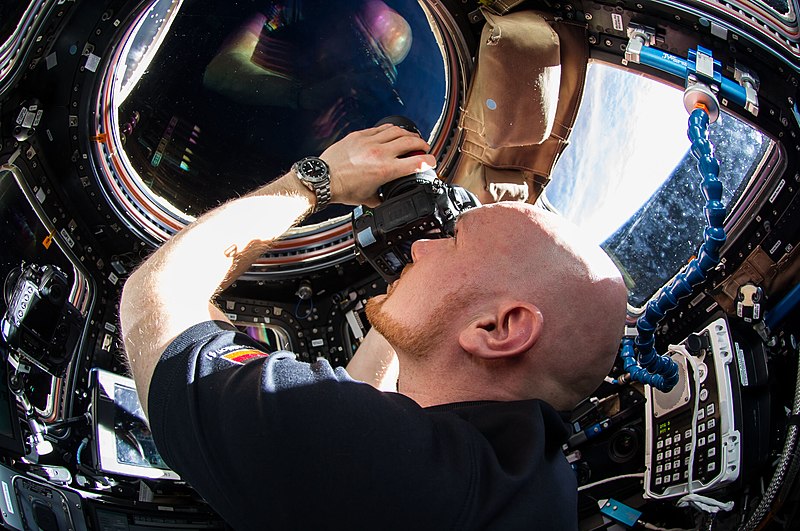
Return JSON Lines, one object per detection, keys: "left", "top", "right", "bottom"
{"left": 293, "top": 156, "right": 332, "bottom": 212}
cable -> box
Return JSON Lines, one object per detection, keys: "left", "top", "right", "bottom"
{"left": 641, "top": 522, "right": 694, "bottom": 531}
{"left": 43, "top": 411, "right": 91, "bottom": 434}
{"left": 578, "top": 473, "right": 644, "bottom": 492}
{"left": 740, "top": 340, "right": 800, "bottom": 530}
{"left": 76, "top": 437, "right": 89, "bottom": 466}
{"left": 670, "top": 346, "right": 734, "bottom": 514}
{"left": 294, "top": 297, "right": 314, "bottom": 320}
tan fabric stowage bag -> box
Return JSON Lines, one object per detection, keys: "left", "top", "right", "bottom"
{"left": 451, "top": 8, "right": 588, "bottom": 204}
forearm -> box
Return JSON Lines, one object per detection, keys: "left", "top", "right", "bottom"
{"left": 120, "top": 174, "right": 313, "bottom": 413}
{"left": 130, "top": 175, "right": 311, "bottom": 309}
{"left": 119, "top": 124, "right": 437, "bottom": 415}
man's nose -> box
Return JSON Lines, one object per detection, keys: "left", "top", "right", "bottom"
{"left": 410, "top": 239, "right": 433, "bottom": 262}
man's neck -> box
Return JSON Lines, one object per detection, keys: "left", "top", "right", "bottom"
{"left": 397, "top": 360, "right": 521, "bottom": 407}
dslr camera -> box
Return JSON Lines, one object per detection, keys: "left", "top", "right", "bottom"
{"left": 352, "top": 117, "right": 480, "bottom": 283}
{"left": 1, "top": 263, "right": 82, "bottom": 377}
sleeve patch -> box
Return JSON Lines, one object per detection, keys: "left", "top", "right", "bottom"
{"left": 213, "top": 346, "right": 269, "bottom": 364}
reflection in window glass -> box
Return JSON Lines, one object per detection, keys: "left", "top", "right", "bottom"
{"left": 546, "top": 64, "right": 771, "bottom": 307}
{"left": 235, "top": 323, "right": 291, "bottom": 352}
{"left": 0, "top": 172, "right": 76, "bottom": 300}
{"left": 0, "top": 2, "right": 28, "bottom": 48}
{"left": 116, "top": 0, "right": 447, "bottom": 225}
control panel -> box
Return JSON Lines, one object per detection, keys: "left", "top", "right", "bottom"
{"left": 644, "top": 317, "right": 741, "bottom": 498}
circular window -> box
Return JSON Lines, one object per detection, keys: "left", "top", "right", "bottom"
{"left": 93, "top": 0, "right": 467, "bottom": 273}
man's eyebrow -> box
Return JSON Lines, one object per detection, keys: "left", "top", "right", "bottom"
{"left": 456, "top": 208, "right": 478, "bottom": 227}
{"left": 453, "top": 208, "right": 477, "bottom": 244}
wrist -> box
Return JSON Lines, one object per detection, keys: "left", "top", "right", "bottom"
{"left": 293, "top": 156, "right": 331, "bottom": 212}
{"left": 249, "top": 171, "right": 316, "bottom": 210}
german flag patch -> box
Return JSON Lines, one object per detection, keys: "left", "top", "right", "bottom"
{"left": 219, "top": 348, "right": 269, "bottom": 364}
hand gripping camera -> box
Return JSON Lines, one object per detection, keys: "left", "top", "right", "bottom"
{"left": 352, "top": 117, "right": 480, "bottom": 283}
{"left": 1, "top": 263, "right": 82, "bottom": 377}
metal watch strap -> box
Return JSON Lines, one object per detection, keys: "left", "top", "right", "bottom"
{"left": 312, "top": 180, "right": 331, "bottom": 212}
{"left": 293, "top": 157, "right": 331, "bottom": 212}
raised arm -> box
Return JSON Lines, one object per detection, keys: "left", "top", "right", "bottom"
{"left": 119, "top": 124, "right": 435, "bottom": 415}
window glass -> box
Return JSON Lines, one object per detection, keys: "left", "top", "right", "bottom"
{"left": 115, "top": 0, "right": 448, "bottom": 224}
{"left": 235, "top": 323, "right": 291, "bottom": 352}
{"left": 0, "top": 1, "right": 29, "bottom": 48}
{"left": 545, "top": 63, "right": 772, "bottom": 307}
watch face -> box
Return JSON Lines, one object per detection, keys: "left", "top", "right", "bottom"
{"left": 299, "top": 158, "right": 329, "bottom": 183}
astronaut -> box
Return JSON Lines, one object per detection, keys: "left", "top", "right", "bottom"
{"left": 119, "top": 124, "right": 627, "bottom": 529}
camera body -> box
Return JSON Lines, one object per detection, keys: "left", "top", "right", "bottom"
{"left": 352, "top": 155, "right": 480, "bottom": 283}
{"left": 1, "top": 263, "right": 82, "bottom": 377}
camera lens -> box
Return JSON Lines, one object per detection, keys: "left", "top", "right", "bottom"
{"left": 46, "top": 283, "right": 64, "bottom": 304}
{"left": 374, "top": 115, "right": 421, "bottom": 135}
{"left": 380, "top": 170, "right": 439, "bottom": 199}
{"left": 609, "top": 427, "right": 639, "bottom": 463}
{"left": 3, "top": 267, "right": 23, "bottom": 307}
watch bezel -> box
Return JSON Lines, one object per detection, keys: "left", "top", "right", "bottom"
{"left": 295, "top": 157, "right": 330, "bottom": 184}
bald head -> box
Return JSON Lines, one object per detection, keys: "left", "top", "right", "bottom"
{"left": 365, "top": 202, "right": 627, "bottom": 409}
{"left": 457, "top": 203, "right": 629, "bottom": 409}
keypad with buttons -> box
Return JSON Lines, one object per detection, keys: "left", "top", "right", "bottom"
{"left": 650, "top": 401, "right": 723, "bottom": 494}
{"left": 646, "top": 319, "right": 740, "bottom": 498}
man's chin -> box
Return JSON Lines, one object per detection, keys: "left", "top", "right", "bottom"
{"left": 365, "top": 295, "right": 405, "bottom": 350}
{"left": 364, "top": 295, "right": 385, "bottom": 329}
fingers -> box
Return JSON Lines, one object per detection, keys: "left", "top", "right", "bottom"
{"left": 371, "top": 123, "right": 396, "bottom": 134}
{"left": 384, "top": 133, "right": 431, "bottom": 157}
{"left": 349, "top": 125, "right": 435, "bottom": 167}
{"left": 370, "top": 128, "right": 439, "bottom": 179}
{"left": 393, "top": 153, "right": 438, "bottom": 177}
{"left": 362, "top": 123, "right": 422, "bottom": 142}
{"left": 322, "top": 124, "right": 439, "bottom": 206}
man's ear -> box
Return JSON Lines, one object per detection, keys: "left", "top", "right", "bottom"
{"left": 458, "top": 302, "right": 543, "bottom": 359}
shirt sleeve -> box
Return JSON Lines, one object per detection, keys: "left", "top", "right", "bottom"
{"left": 148, "top": 321, "right": 478, "bottom": 531}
